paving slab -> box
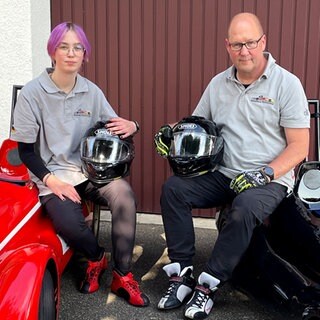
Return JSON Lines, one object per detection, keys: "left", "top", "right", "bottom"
{"left": 59, "top": 220, "right": 303, "bottom": 320}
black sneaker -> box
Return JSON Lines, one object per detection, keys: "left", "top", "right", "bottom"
{"left": 184, "top": 272, "right": 220, "bottom": 319}
{"left": 158, "top": 262, "right": 196, "bottom": 310}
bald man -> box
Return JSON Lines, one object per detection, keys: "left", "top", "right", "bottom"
{"left": 155, "top": 12, "right": 310, "bottom": 319}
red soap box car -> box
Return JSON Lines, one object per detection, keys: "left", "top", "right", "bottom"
{"left": 0, "top": 138, "right": 74, "bottom": 320}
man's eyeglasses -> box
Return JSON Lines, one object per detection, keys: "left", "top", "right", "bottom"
{"left": 56, "top": 44, "right": 85, "bottom": 55}
{"left": 228, "top": 34, "right": 264, "bottom": 51}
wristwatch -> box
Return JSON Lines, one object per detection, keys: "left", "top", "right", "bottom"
{"left": 133, "top": 120, "right": 140, "bottom": 133}
{"left": 262, "top": 166, "right": 274, "bottom": 181}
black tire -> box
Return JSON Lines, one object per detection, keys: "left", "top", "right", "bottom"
{"left": 38, "top": 269, "right": 56, "bottom": 320}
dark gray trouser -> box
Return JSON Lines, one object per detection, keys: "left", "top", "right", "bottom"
{"left": 160, "top": 171, "right": 287, "bottom": 283}
{"left": 41, "top": 178, "right": 137, "bottom": 274}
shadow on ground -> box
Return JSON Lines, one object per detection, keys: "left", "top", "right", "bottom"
{"left": 59, "top": 221, "right": 303, "bottom": 320}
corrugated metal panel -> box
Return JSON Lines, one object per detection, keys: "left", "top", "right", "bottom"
{"left": 51, "top": 0, "right": 320, "bottom": 216}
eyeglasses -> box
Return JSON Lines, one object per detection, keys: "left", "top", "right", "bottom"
{"left": 228, "top": 34, "right": 264, "bottom": 51}
{"left": 56, "top": 44, "right": 85, "bottom": 55}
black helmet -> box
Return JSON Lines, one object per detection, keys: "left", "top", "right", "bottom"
{"left": 168, "top": 116, "right": 223, "bottom": 177}
{"left": 80, "top": 121, "right": 134, "bottom": 185}
{"left": 293, "top": 161, "right": 320, "bottom": 218}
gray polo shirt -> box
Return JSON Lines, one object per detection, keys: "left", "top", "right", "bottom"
{"left": 193, "top": 52, "right": 310, "bottom": 190}
{"left": 11, "top": 68, "right": 117, "bottom": 195}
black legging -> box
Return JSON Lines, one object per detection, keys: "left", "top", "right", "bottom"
{"left": 41, "top": 178, "right": 137, "bottom": 274}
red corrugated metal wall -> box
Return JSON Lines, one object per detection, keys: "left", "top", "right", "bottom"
{"left": 51, "top": 0, "right": 320, "bottom": 216}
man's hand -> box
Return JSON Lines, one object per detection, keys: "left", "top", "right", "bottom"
{"left": 154, "top": 125, "right": 173, "bottom": 157}
{"left": 230, "top": 169, "right": 270, "bottom": 194}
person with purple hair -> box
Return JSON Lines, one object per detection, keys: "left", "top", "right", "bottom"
{"left": 11, "top": 22, "right": 149, "bottom": 307}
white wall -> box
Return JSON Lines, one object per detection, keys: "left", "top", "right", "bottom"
{"left": 0, "top": 0, "right": 51, "bottom": 142}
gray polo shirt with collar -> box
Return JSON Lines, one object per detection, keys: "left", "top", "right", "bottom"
{"left": 11, "top": 68, "right": 118, "bottom": 195}
{"left": 193, "top": 52, "right": 310, "bottom": 190}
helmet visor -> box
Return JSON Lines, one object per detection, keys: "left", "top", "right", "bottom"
{"left": 170, "top": 131, "right": 217, "bottom": 158}
{"left": 297, "top": 168, "right": 320, "bottom": 208}
{"left": 81, "top": 136, "right": 133, "bottom": 164}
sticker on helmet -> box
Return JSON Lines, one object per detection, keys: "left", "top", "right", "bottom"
{"left": 177, "top": 123, "right": 197, "bottom": 130}
{"left": 94, "top": 128, "right": 113, "bottom": 137}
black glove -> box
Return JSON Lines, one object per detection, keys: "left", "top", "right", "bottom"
{"left": 154, "top": 125, "right": 173, "bottom": 157}
{"left": 230, "top": 169, "right": 270, "bottom": 194}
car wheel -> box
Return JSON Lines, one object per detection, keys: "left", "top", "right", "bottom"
{"left": 38, "top": 269, "right": 56, "bottom": 320}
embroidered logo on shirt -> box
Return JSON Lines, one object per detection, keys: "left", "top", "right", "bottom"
{"left": 74, "top": 108, "right": 91, "bottom": 117}
{"left": 251, "top": 95, "right": 275, "bottom": 105}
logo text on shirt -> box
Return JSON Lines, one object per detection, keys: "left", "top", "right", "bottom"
{"left": 251, "top": 95, "right": 275, "bottom": 105}
{"left": 74, "top": 109, "right": 91, "bottom": 117}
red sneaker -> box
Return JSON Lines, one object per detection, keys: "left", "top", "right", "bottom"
{"left": 79, "top": 252, "right": 107, "bottom": 293}
{"left": 111, "top": 270, "right": 150, "bottom": 307}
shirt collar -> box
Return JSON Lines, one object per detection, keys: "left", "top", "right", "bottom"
{"left": 39, "top": 68, "right": 89, "bottom": 94}
{"left": 227, "top": 52, "right": 276, "bottom": 81}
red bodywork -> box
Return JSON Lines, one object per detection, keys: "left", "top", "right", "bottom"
{"left": 0, "top": 139, "right": 73, "bottom": 319}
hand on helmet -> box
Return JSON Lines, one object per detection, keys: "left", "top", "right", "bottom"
{"left": 106, "top": 117, "right": 137, "bottom": 139}
{"left": 154, "top": 125, "right": 173, "bottom": 157}
{"left": 230, "top": 169, "right": 270, "bottom": 194}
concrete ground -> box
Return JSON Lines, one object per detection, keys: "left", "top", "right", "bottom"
{"left": 59, "top": 212, "right": 304, "bottom": 320}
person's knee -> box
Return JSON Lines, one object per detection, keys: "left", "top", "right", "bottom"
{"left": 230, "top": 193, "right": 258, "bottom": 224}
{"left": 108, "top": 185, "right": 137, "bottom": 217}
{"left": 99, "top": 179, "right": 136, "bottom": 204}
{"left": 162, "top": 175, "right": 177, "bottom": 191}
{"left": 232, "top": 191, "right": 260, "bottom": 210}
{"left": 161, "top": 176, "right": 186, "bottom": 199}
{"left": 117, "top": 189, "right": 136, "bottom": 208}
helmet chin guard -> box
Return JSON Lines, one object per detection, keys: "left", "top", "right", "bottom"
{"left": 167, "top": 116, "right": 224, "bottom": 177}
{"left": 80, "top": 121, "right": 134, "bottom": 185}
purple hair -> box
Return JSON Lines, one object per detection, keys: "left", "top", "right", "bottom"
{"left": 47, "top": 22, "right": 91, "bottom": 62}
